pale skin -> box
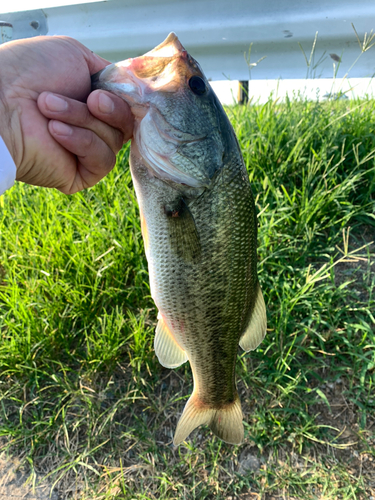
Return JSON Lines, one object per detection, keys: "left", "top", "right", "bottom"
{"left": 0, "top": 35, "right": 134, "bottom": 194}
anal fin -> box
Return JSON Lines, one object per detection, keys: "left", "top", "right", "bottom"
{"left": 239, "top": 283, "right": 267, "bottom": 352}
{"left": 154, "top": 315, "right": 188, "bottom": 369}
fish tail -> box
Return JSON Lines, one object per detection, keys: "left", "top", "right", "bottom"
{"left": 209, "top": 394, "right": 244, "bottom": 444}
{"left": 173, "top": 392, "right": 244, "bottom": 445}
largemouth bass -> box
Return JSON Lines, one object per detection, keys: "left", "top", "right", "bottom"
{"left": 92, "top": 33, "right": 267, "bottom": 445}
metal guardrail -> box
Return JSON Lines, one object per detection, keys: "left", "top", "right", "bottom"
{"left": 1, "top": 0, "right": 375, "bottom": 81}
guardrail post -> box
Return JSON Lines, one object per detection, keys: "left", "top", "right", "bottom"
{"left": 238, "top": 80, "right": 249, "bottom": 104}
{"left": 0, "top": 21, "right": 13, "bottom": 44}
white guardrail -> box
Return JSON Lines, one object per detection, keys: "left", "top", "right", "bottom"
{"left": 1, "top": 0, "right": 375, "bottom": 81}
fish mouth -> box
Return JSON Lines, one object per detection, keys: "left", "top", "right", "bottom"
{"left": 91, "top": 63, "right": 139, "bottom": 96}
{"left": 91, "top": 32, "right": 206, "bottom": 104}
{"left": 91, "top": 62, "right": 147, "bottom": 118}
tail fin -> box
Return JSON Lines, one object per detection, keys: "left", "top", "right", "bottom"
{"left": 173, "top": 392, "right": 244, "bottom": 445}
{"left": 209, "top": 395, "right": 244, "bottom": 444}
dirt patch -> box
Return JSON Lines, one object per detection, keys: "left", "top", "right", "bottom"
{"left": 307, "top": 376, "right": 375, "bottom": 484}
{"left": 0, "top": 455, "right": 58, "bottom": 500}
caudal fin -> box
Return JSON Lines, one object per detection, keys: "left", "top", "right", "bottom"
{"left": 173, "top": 392, "right": 244, "bottom": 445}
{"left": 209, "top": 395, "right": 244, "bottom": 444}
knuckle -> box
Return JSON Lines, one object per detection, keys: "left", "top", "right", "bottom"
{"left": 82, "top": 130, "right": 96, "bottom": 149}
{"left": 77, "top": 105, "right": 93, "bottom": 127}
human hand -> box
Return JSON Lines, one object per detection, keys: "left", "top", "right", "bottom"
{"left": 0, "top": 36, "right": 133, "bottom": 194}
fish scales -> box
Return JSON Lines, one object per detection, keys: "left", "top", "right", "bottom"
{"left": 132, "top": 151, "right": 257, "bottom": 401}
{"left": 92, "top": 32, "right": 267, "bottom": 445}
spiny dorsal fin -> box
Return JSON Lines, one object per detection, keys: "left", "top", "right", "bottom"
{"left": 154, "top": 314, "right": 188, "bottom": 369}
{"left": 239, "top": 283, "right": 267, "bottom": 352}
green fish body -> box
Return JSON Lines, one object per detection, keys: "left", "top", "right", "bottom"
{"left": 92, "top": 33, "right": 267, "bottom": 445}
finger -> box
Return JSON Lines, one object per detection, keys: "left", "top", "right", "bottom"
{"left": 37, "top": 92, "right": 124, "bottom": 155}
{"left": 48, "top": 120, "right": 116, "bottom": 193}
{"left": 87, "top": 90, "right": 134, "bottom": 143}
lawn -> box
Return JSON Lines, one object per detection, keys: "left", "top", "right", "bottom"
{"left": 0, "top": 96, "right": 374, "bottom": 499}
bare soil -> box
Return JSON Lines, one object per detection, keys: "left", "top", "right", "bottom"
{"left": 0, "top": 454, "right": 58, "bottom": 500}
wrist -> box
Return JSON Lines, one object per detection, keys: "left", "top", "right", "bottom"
{"left": 0, "top": 45, "right": 23, "bottom": 171}
{"left": 0, "top": 95, "right": 22, "bottom": 171}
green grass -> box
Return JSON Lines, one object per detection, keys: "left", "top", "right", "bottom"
{"left": 0, "top": 97, "right": 374, "bottom": 499}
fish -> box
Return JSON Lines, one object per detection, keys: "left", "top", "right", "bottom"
{"left": 91, "top": 33, "right": 267, "bottom": 445}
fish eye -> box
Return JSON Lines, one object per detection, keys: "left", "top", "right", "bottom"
{"left": 188, "top": 76, "right": 206, "bottom": 95}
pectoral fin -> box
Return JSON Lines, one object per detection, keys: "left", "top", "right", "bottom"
{"left": 154, "top": 315, "right": 188, "bottom": 369}
{"left": 239, "top": 283, "right": 267, "bottom": 352}
{"left": 165, "top": 198, "right": 201, "bottom": 264}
